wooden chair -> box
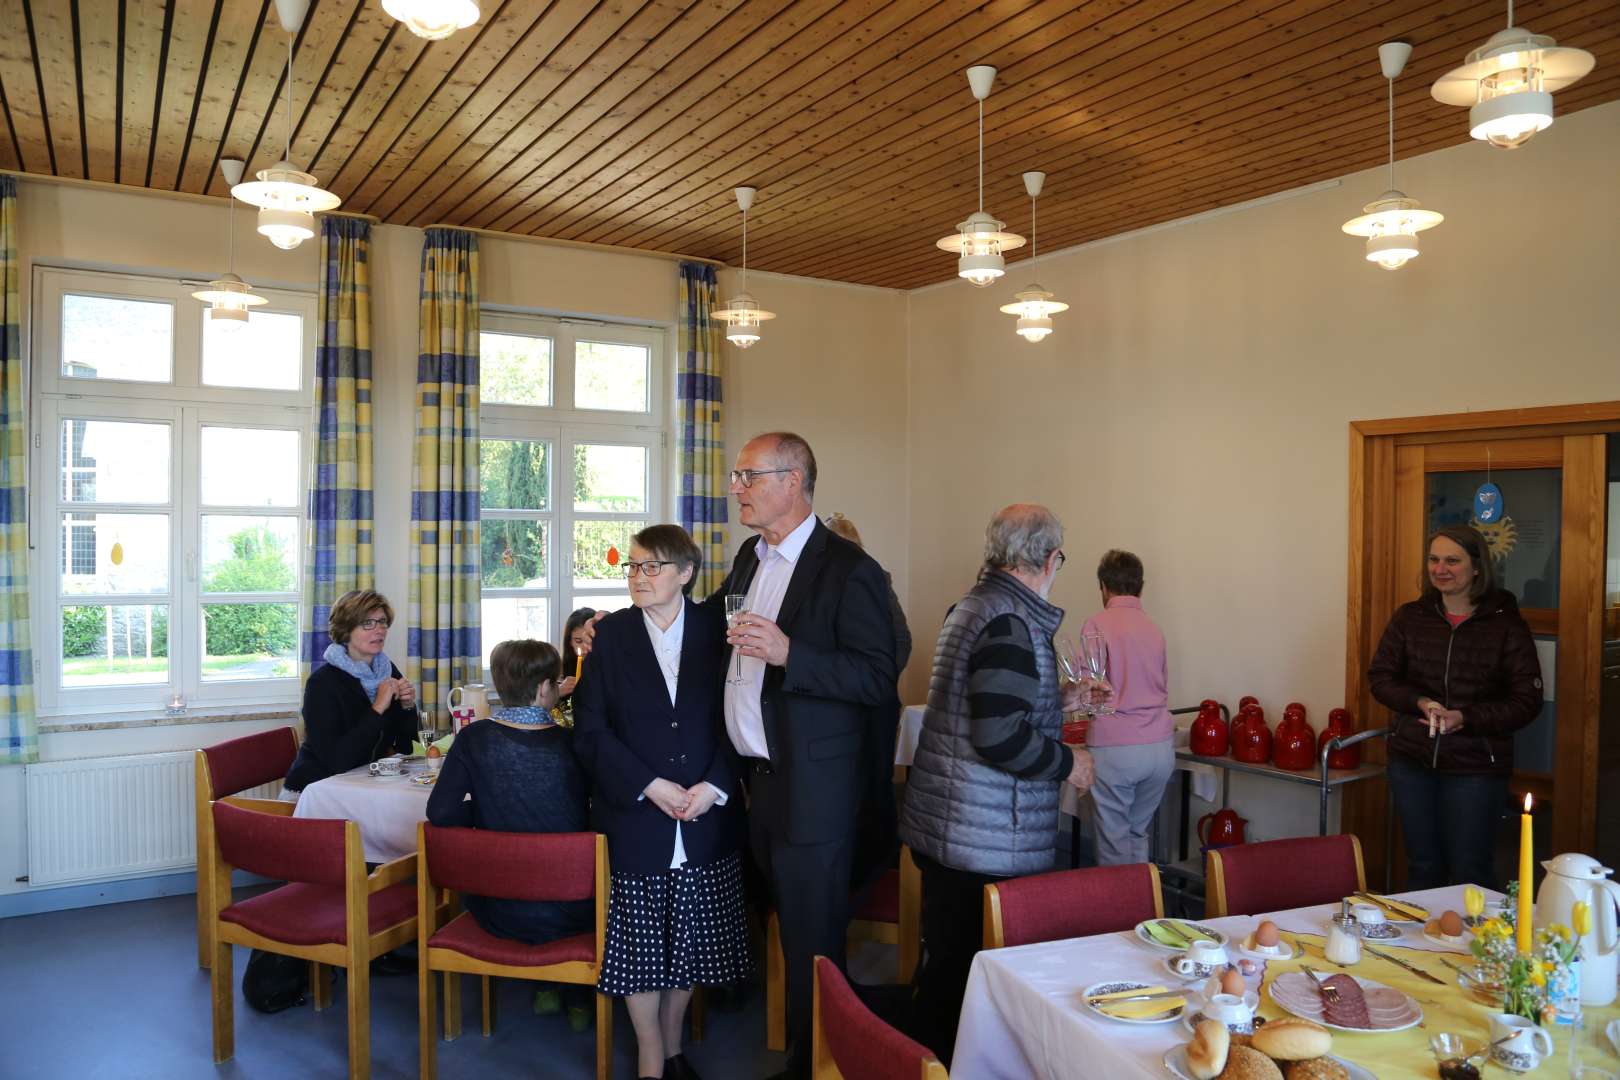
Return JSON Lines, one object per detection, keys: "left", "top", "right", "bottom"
{"left": 767, "top": 846, "right": 922, "bottom": 1052}
{"left": 194, "top": 726, "right": 300, "bottom": 967}
{"left": 812, "top": 955, "right": 947, "bottom": 1080}
{"left": 208, "top": 798, "right": 417, "bottom": 1079}
{"left": 984, "top": 863, "right": 1164, "bottom": 949}
{"left": 1206, "top": 834, "right": 1366, "bottom": 917}
{"left": 416, "top": 823, "right": 613, "bottom": 1080}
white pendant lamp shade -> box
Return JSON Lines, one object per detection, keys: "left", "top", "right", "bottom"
{"left": 194, "top": 158, "right": 267, "bottom": 327}
{"left": 1432, "top": 2, "right": 1594, "bottom": 149}
{"left": 937, "top": 66, "right": 1023, "bottom": 287}
{"left": 712, "top": 187, "right": 777, "bottom": 350}
{"left": 382, "top": 0, "right": 480, "bottom": 40}
{"left": 1343, "top": 44, "right": 1442, "bottom": 271}
{"left": 256, "top": 204, "right": 318, "bottom": 250}
{"left": 999, "top": 172, "right": 1067, "bottom": 342}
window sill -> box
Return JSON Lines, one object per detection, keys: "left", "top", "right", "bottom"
{"left": 38, "top": 704, "right": 300, "bottom": 734}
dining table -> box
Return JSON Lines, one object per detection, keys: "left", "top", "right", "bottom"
{"left": 291, "top": 760, "right": 436, "bottom": 863}
{"left": 953, "top": 884, "right": 1620, "bottom": 1079}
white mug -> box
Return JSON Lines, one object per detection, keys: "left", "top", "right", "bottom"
{"left": 1174, "top": 939, "right": 1231, "bottom": 976}
{"left": 1489, "top": 1013, "right": 1555, "bottom": 1072}
{"left": 368, "top": 756, "right": 403, "bottom": 777}
{"left": 1200, "top": 991, "right": 1257, "bottom": 1034}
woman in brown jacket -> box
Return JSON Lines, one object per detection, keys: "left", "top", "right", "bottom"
{"left": 1368, "top": 524, "right": 1543, "bottom": 890}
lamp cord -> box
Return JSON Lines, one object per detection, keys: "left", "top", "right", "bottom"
{"left": 977, "top": 98, "right": 984, "bottom": 214}
{"left": 1387, "top": 76, "right": 1395, "bottom": 191}
{"left": 1030, "top": 195, "right": 1037, "bottom": 262}
{"left": 1507, "top": 0, "right": 1514, "bottom": 28}
{"left": 285, "top": 33, "right": 295, "bottom": 164}
{"left": 741, "top": 206, "right": 748, "bottom": 290}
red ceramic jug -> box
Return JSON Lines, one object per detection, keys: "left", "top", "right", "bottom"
{"left": 1198, "top": 808, "right": 1247, "bottom": 848}
{"left": 1318, "top": 707, "right": 1361, "bottom": 769}
{"left": 1238, "top": 695, "right": 1260, "bottom": 713}
{"left": 1283, "top": 702, "right": 1307, "bottom": 725}
{"left": 1272, "top": 715, "right": 1316, "bottom": 770}
{"left": 1231, "top": 707, "right": 1271, "bottom": 764}
{"left": 1189, "top": 703, "right": 1228, "bottom": 756}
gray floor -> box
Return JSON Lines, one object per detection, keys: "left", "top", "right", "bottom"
{"left": 0, "top": 884, "right": 907, "bottom": 1080}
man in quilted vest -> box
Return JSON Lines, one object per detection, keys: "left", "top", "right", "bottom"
{"left": 897, "top": 503, "right": 1096, "bottom": 1064}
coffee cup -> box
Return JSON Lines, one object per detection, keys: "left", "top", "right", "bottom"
{"left": 368, "top": 756, "right": 403, "bottom": 777}
{"left": 1489, "top": 1013, "right": 1554, "bottom": 1072}
{"left": 1174, "top": 939, "right": 1231, "bottom": 977}
{"left": 1352, "top": 903, "right": 1386, "bottom": 929}
{"left": 1200, "top": 991, "right": 1257, "bottom": 1034}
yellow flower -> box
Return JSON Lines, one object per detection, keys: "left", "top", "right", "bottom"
{"left": 1574, "top": 901, "right": 1592, "bottom": 937}
{"left": 1548, "top": 924, "right": 1571, "bottom": 941}
{"left": 1530, "top": 966, "right": 1546, "bottom": 987}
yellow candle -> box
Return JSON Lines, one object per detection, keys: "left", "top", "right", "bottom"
{"left": 1518, "top": 792, "right": 1534, "bottom": 954}
{"left": 575, "top": 654, "right": 584, "bottom": 681}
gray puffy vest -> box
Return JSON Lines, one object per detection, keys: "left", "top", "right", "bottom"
{"left": 899, "top": 569, "right": 1065, "bottom": 876}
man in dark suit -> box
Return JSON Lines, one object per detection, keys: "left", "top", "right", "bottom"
{"left": 720, "top": 432, "right": 898, "bottom": 1080}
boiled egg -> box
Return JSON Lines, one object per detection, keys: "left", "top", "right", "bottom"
{"left": 1219, "top": 967, "right": 1246, "bottom": 996}
{"left": 1255, "top": 920, "right": 1281, "bottom": 949}
{"left": 1439, "top": 910, "right": 1465, "bottom": 938}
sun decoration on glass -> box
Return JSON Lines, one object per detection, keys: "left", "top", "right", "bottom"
{"left": 999, "top": 171, "right": 1068, "bottom": 343}
{"left": 1431, "top": 0, "right": 1595, "bottom": 149}
{"left": 193, "top": 159, "right": 268, "bottom": 329}
{"left": 1342, "top": 43, "right": 1443, "bottom": 272}
{"left": 713, "top": 187, "right": 778, "bottom": 350}
{"left": 937, "top": 66, "right": 1024, "bottom": 287}
{"left": 381, "top": 0, "right": 480, "bottom": 40}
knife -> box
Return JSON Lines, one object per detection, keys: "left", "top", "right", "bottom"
{"left": 1363, "top": 943, "right": 1447, "bottom": 985}
{"left": 1086, "top": 989, "right": 1188, "bottom": 1008}
{"left": 1354, "top": 891, "right": 1427, "bottom": 921}
{"left": 1153, "top": 920, "right": 1192, "bottom": 946}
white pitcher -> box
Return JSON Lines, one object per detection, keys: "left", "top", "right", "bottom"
{"left": 1534, "top": 852, "right": 1620, "bottom": 1005}
{"left": 447, "top": 683, "right": 490, "bottom": 728}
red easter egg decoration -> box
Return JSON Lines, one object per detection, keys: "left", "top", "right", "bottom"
{"left": 606, "top": 546, "right": 620, "bottom": 566}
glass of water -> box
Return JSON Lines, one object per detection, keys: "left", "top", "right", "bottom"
{"left": 1056, "top": 635, "right": 1091, "bottom": 716}
{"left": 1080, "top": 632, "right": 1116, "bottom": 715}
{"left": 725, "top": 594, "right": 750, "bottom": 680}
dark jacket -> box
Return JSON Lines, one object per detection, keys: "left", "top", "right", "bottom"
{"left": 572, "top": 600, "right": 741, "bottom": 875}
{"left": 285, "top": 661, "right": 416, "bottom": 791}
{"left": 1368, "top": 588, "right": 1543, "bottom": 775}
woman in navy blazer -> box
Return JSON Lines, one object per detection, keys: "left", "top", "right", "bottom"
{"left": 573, "top": 525, "right": 750, "bottom": 1080}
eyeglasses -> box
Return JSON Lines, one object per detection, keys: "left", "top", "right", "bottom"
{"left": 358, "top": 617, "right": 391, "bottom": 630}
{"left": 623, "top": 560, "right": 677, "bottom": 578}
{"left": 729, "top": 468, "right": 792, "bottom": 489}
{"left": 1055, "top": 550, "right": 1066, "bottom": 571}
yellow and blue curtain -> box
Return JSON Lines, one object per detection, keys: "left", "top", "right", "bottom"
{"left": 0, "top": 176, "right": 34, "bottom": 764}
{"left": 408, "top": 228, "right": 480, "bottom": 718}
{"left": 301, "top": 216, "right": 375, "bottom": 676}
{"left": 677, "top": 262, "right": 727, "bottom": 599}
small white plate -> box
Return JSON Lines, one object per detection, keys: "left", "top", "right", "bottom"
{"left": 1082, "top": 980, "right": 1187, "bottom": 1025}
{"left": 1164, "top": 1046, "right": 1374, "bottom": 1080}
{"left": 1234, "top": 934, "right": 1302, "bottom": 961}
{"left": 1356, "top": 921, "right": 1403, "bottom": 941}
{"left": 369, "top": 771, "right": 408, "bottom": 781}
{"left": 1134, "top": 920, "right": 1229, "bottom": 953}
{"left": 1421, "top": 928, "right": 1471, "bottom": 951}
{"left": 1162, "top": 955, "right": 1230, "bottom": 982}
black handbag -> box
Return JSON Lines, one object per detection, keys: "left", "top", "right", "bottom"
{"left": 242, "top": 948, "right": 310, "bottom": 1013}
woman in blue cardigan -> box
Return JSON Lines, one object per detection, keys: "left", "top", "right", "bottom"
{"left": 572, "top": 525, "right": 749, "bottom": 1080}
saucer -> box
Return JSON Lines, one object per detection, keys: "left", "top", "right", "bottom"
{"left": 1236, "top": 934, "right": 1302, "bottom": 961}
{"left": 1356, "top": 922, "right": 1402, "bottom": 940}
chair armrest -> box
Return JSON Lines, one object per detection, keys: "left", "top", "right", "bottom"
{"left": 220, "top": 796, "right": 297, "bottom": 817}
{"left": 368, "top": 852, "right": 416, "bottom": 892}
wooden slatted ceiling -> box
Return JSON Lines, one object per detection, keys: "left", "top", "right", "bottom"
{"left": 2, "top": 0, "right": 1617, "bottom": 291}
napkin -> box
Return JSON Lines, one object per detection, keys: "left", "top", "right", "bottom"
{"left": 1142, "top": 921, "right": 1189, "bottom": 947}
{"left": 412, "top": 733, "right": 455, "bottom": 757}
{"left": 1091, "top": 985, "right": 1184, "bottom": 1019}
{"left": 1171, "top": 920, "right": 1218, "bottom": 943}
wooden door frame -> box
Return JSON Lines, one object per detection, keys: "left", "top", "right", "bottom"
{"left": 1345, "top": 401, "right": 1619, "bottom": 878}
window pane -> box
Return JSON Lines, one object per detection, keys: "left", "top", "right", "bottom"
{"left": 481, "top": 439, "right": 549, "bottom": 510}
{"left": 574, "top": 519, "right": 644, "bottom": 589}
{"left": 1426, "top": 468, "right": 1562, "bottom": 607}
{"left": 202, "top": 309, "right": 303, "bottom": 390}
{"left": 571, "top": 593, "right": 633, "bottom": 616}
{"left": 574, "top": 340, "right": 649, "bottom": 412}
{"left": 481, "top": 332, "right": 553, "bottom": 407}
{"left": 202, "top": 603, "right": 298, "bottom": 681}
{"left": 200, "top": 427, "right": 300, "bottom": 507}
{"left": 573, "top": 444, "right": 646, "bottom": 512}
{"left": 202, "top": 517, "right": 298, "bottom": 594}
{"left": 62, "top": 294, "right": 173, "bottom": 382}
{"left": 481, "top": 518, "right": 547, "bottom": 588}
{"left": 61, "top": 419, "right": 170, "bottom": 503}
{"left": 60, "top": 604, "right": 168, "bottom": 687}
{"left": 60, "top": 513, "right": 169, "bottom": 594}
{"left": 481, "top": 597, "right": 550, "bottom": 675}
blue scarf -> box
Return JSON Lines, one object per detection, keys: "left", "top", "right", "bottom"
{"left": 322, "top": 642, "right": 392, "bottom": 701}
{"left": 493, "top": 705, "right": 556, "bottom": 727}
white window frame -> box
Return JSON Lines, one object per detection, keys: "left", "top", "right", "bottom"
{"left": 31, "top": 267, "right": 316, "bottom": 722}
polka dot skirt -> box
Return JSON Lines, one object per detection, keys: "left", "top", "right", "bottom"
{"left": 597, "top": 852, "right": 753, "bottom": 997}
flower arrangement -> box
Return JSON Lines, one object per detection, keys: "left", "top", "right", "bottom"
{"left": 550, "top": 697, "right": 575, "bottom": 729}
{"left": 1469, "top": 884, "right": 1590, "bottom": 1024}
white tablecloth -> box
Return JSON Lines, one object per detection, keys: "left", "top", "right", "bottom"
{"left": 952, "top": 885, "right": 1474, "bottom": 1079}
{"left": 292, "top": 764, "right": 434, "bottom": 863}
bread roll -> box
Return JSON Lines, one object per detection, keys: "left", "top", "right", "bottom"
{"left": 1216, "top": 1044, "right": 1285, "bottom": 1080}
{"left": 1186, "top": 1019, "right": 1230, "bottom": 1079}
{"left": 1251, "top": 1016, "right": 1332, "bottom": 1061}
{"left": 1284, "top": 1058, "right": 1349, "bottom": 1080}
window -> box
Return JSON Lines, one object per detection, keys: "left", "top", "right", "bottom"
{"left": 478, "top": 314, "right": 667, "bottom": 678}
{"left": 33, "top": 268, "right": 315, "bottom": 718}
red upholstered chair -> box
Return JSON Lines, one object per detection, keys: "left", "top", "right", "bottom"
{"left": 983, "top": 863, "right": 1164, "bottom": 949}
{"left": 812, "top": 955, "right": 947, "bottom": 1080}
{"left": 195, "top": 726, "right": 300, "bottom": 968}
{"left": 416, "top": 823, "right": 613, "bottom": 1080}
{"left": 1206, "top": 834, "right": 1366, "bottom": 917}
{"left": 207, "top": 798, "right": 417, "bottom": 1078}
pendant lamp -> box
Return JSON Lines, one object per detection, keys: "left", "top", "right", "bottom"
{"left": 382, "top": 0, "right": 480, "bottom": 40}
{"left": 1432, "top": 0, "right": 1594, "bottom": 149}
{"left": 231, "top": 0, "right": 339, "bottom": 250}
{"left": 998, "top": 172, "right": 1067, "bottom": 343}
{"left": 712, "top": 187, "right": 777, "bottom": 350}
{"left": 192, "top": 159, "right": 268, "bottom": 328}
{"left": 1342, "top": 43, "right": 1443, "bottom": 272}
{"left": 936, "top": 66, "right": 1024, "bottom": 287}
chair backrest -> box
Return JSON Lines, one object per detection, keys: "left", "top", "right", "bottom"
{"left": 813, "top": 955, "right": 944, "bottom": 1080}
{"left": 1207, "top": 834, "right": 1365, "bottom": 917}
{"left": 986, "top": 863, "right": 1163, "bottom": 949}
{"left": 422, "top": 825, "right": 597, "bottom": 902}
{"left": 201, "top": 726, "right": 299, "bottom": 799}
{"left": 213, "top": 799, "right": 348, "bottom": 886}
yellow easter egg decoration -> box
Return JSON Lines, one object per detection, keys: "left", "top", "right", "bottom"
{"left": 110, "top": 542, "right": 125, "bottom": 566}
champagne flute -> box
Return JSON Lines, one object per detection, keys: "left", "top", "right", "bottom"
{"left": 1055, "top": 635, "right": 1091, "bottom": 717}
{"left": 725, "top": 594, "right": 750, "bottom": 681}
{"left": 417, "top": 705, "right": 436, "bottom": 758}
{"left": 1080, "top": 632, "right": 1116, "bottom": 716}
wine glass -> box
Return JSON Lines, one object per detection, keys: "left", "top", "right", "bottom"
{"left": 1080, "top": 632, "right": 1116, "bottom": 715}
{"left": 1055, "top": 635, "right": 1091, "bottom": 716}
{"left": 417, "top": 706, "right": 436, "bottom": 758}
{"left": 725, "top": 594, "right": 750, "bottom": 681}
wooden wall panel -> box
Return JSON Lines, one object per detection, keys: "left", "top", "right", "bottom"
{"left": 1556, "top": 435, "right": 1607, "bottom": 854}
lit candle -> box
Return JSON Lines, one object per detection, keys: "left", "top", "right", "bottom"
{"left": 575, "top": 654, "right": 584, "bottom": 681}
{"left": 1518, "top": 792, "right": 1534, "bottom": 954}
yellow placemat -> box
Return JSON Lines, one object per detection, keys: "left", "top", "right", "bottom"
{"left": 1254, "top": 934, "right": 1620, "bottom": 1079}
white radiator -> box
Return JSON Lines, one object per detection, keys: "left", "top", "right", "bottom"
{"left": 24, "top": 752, "right": 280, "bottom": 888}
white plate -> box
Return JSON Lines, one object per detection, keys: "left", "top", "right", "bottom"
{"left": 1269, "top": 972, "right": 1423, "bottom": 1033}
{"left": 1134, "top": 920, "right": 1229, "bottom": 953}
{"left": 1082, "top": 980, "right": 1187, "bottom": 1025}
{"left": 1162, "top": 955, "right": 1234, "bottom": 982}
{"left": 1163, "top": 1046, "right": 1375, "bottom": 1080}
{"left": 369, "top": 771, "right": 408, "bottom": 780}
{"left": 1421, "top": 929, "right": 1471, "bottom": 951}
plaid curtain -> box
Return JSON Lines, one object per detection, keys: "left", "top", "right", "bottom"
{"left": 0, "top": 176, "right": 33, "bottom": 763}
{"left": 677, "top": 262, "right": 727, "bottom": 599}
{"left": 408, "top": 228, "right": 480, "bottom": 718}
{"left": 301, "top": 216, "right": 374, "bottom": 676}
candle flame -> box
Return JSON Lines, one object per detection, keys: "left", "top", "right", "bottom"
{"left": 1524, "top": 793, "right": 1533, "bottom": 812}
